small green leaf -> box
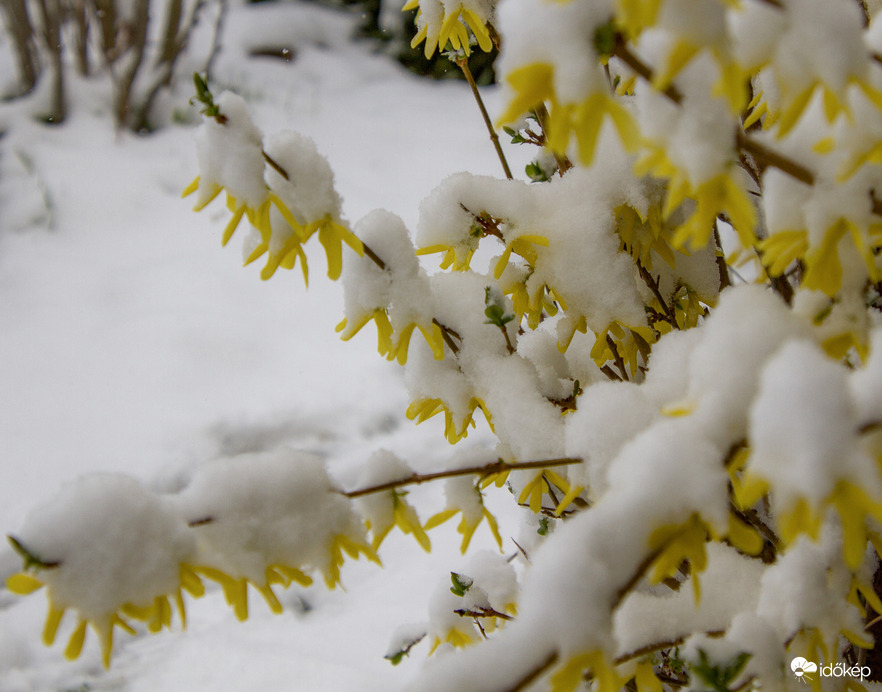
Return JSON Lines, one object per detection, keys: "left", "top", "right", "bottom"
{"left": 450, "top": 572, "right": 473, "bottom": 597}
{"left": 525, "top": 162, "right": 549, "bottom": 182}
{"left": 484, "top": 286, "right": 516, "bottom": 328}
{"left": 813, "top": 302, "right": 834, "bottom": 325}
{"left": 537, "top": 517, "right": 549, "bottom": 535}
{"left": 7, "top": 535, "right": 61, "bottom": 571}
{"left": 593, "top": 21, "right": 617, "bottom": 57}
{"left": 690, "top": 649, "right": 752, "bottom": 691}
{"left": 191, "top": 73, "right": 222, "bottom": 119}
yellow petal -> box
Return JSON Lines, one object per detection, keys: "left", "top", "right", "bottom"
{"left": 497, "top": 63, "right": 554, "bottom": 127}
{"left": 318, "top": 224, "right": 344, "bottom": 280}
{"left": 43, "top": 604, "right": 66, "bottom": 646}
{"left": 181, "top": 176, "right": 200, "bottom": 198}
{"left": 257, "top": 583, "right": 283, "bottom": 614}
{"left": 64, "top": 618, "right": 88, "bottom": 661}
{"left": 275, "top": 564, "right": 314, "bottom": 587}
{"left": 726, "top": 512, "right": 764, "bottom": 556}
{"left": 635, "top": 660, "right": 663, "bottom": 692}
{"left": 221, "top": 204, "right": 247, "bottom": 247}
{"left": 776, "top": 84, "right": 816, "bottom": 138}
{"left": 457, "top": 515, "right": 480, "bottom": 554}
{"left": 424, "top": 508, "right": 459, "bottom": 530}
{"left": 181, "top": 565, "right": 206, "bottom": 597}
{"left": 483, "top": 508, "right": 503, "bottom": 550}
{"left": 5, "top": 573, "right": 43, "bottom": 595}
{"left": 97, "top": 621, "right": 114, "bottom": 669}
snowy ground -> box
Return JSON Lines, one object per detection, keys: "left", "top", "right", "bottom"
{"left": 0, "top": 4, "right": 529, "bottom": 689}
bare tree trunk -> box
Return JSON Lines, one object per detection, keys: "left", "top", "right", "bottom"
{"left": 132, "top": 0, "right": 207, "bottom": 131}
{"left": 113, "top": 0, "right": 149, "bottom": 129}
{"left": 0, "top": 0, "right": 40, "bottom": 95}
{"left": 156, "top": 0, "right": 182, "bottom": 65}
{"left": 90, "top": 0, "right": 117, "bottom": 63}
{"left": 68, "top": 0, "right": 90, "bottom": 75}
{"left": 203, "top": 0, "right": 227, "bottom": 82}
{"left": 34, "top": 0, "right": 65, "bottom": 123}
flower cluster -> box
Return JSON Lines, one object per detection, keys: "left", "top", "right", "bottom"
{"left": 182, "top": 92, "right": 363, "bottom": 285}
{"left": 6, "top": 450, "right": 380, "bottom": 666}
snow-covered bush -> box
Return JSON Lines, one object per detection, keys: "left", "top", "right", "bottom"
{"left": 8, "top": 0, "right": 882, "bottom": 689}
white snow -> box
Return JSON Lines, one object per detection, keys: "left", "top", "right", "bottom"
{"left": 0, "top": 2, "right": 523, "bottom": 688}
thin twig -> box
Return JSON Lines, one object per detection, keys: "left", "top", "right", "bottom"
{"left": 637, "top": 264, "right": 676, "bottom": 325}
{"left": 858, "top": 420, "right": 882, "bottom": 435}
{"left": 613, "top": 37, "right": 683, "bottom": 104}
{"left": 263, "top": 151, "right": 289, "bottom": 181}
{"left": 614, "top": 546, "right": 664, "bottom": 607}
{"left": 614, "top": 637, "right": 686, "bottom": 665}
{"left": 735, "top": 131, "right": 815, "bottom": 186}
{"left": 713, "top": 226, "right": 731, "bottom": 291}
{"left": 188, "top": 516, "right": 215, "bottom": 527}
{"left": 723, "top": 439, "right": 747, "bottom": 468}
{"left": 433, "top": 318, "right": 462, "bottom": 355}
{"left": 454, "top": 607, "right": 515, "bottom": 621}
{"left": 511, "top": 538, "right": 530, "bottom": 562}
{"left": 729, "top": 504, "right": 782, "bottom": 552}
{"left": 600, "top": 364, "right": 622, "bottom": 381}
{"left": 456, "top": 57, "right": 513, "bottom": 180}
{"left": 362, "top": 244, "right": 386, "bottom": 270}
{"left": 340, "top": 457, "right": 583, "bottom": 498}
{"left": 501, "top": 327, "right": 516, "bottom": 354}
{"left": 533, "top": 104, "right": 573, "bottom": 175}
{"left": 606, "top": 334, "right": 629, "bottom": 381}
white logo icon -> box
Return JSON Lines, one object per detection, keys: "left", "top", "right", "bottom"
{"left": 791, "top": 657, "right": 818, "bottom": 682}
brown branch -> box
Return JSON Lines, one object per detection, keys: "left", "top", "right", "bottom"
{"left": 362, "top": 244, "right": 387, "bottom": 270}
{"left": 188, "top": 516, "right": 215, "bottom": 527}
{"left": 341, "top": 457, "right": 583, "bottom": 498}
{"left": 263, "top": 151, "right": 289, "bottom": 181}
{"left": 729, "top": 503, "right": 782, "bottom": 552}
{"left": 723, "top": 439, "right": 747, "bottom": 468}
{"left": 713, "top": 226, "right": 731, "bottom": 291}
{"left": 460, "top": 204, "right": 504, "bottom": 240}
{"left": 859, "top": 420, "right": 882, "bottom": 435}
{"left": 454, "top": 607, "right": 515, "bottom": 621}
{"left": 511, "top": 538, "right": 530, "bottom": 562}
{"left": 606, "top": 334, "right": 630, "bottom": 381}
{"left": 433, "top": 318, "right": 462, "bottom": 355}
{"left": 613, "top": 37, "right": 683, "bottom": 104}
{"left": 614, "top": 636, "right": 686, "bottom": 665}
{"left": 735, "top": 131, "right": 815, "bottom": 186}
{"left": 637, "top": 264, "right": 676, "bottom": 325}
{"left": 533, "top": 104, "right": 573, "bottom": 175}
{"left": 614, "top": 546, "right": 664, "bottom": 607}
{"left": 516, "top": 502, "right": 581, "bottom": 519}
{"left": 456, "top": 57, "right": 513, "bottom": 180}
{"left": 600, "top": 364, "right": 623, "bottom": 381}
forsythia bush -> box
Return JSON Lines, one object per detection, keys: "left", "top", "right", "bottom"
{"left": 7, "top": 0, "right": 882, "bottom": 689}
